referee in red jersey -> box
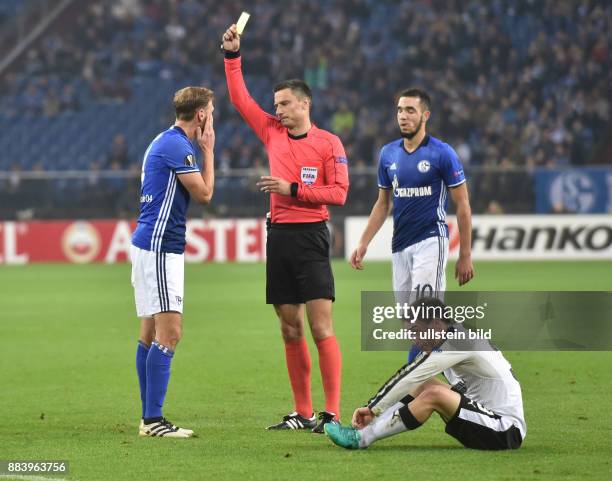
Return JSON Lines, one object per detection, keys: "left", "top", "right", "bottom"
{"left": 223, "top": 24, "right": 349, "bottom": 433}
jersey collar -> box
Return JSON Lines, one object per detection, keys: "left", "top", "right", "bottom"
{"left": 400, "top": 134, "right": 430, "bottom": 155}
{"left": 287, "top": 124, "right": 315, "bottom": 140}
{"left": 172, "top": 125, "right": 188, "bottom": 138}
{"left": 288, "top": 131, "right": 308, "bottom": 140}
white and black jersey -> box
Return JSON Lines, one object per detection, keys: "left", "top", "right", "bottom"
{"left": 366, "top": 325, "right": 526, "bottom": 441}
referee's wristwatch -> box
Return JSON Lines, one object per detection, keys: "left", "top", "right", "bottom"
{"left": 223, "top": 49, "right": 241, "bottom": 59}
{"left": 290, "top": 182, "right": 299, "bottom": 197}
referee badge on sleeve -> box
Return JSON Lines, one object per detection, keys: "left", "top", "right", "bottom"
{"left": 184, "top": 154, "right": 195, "bottom": 167}
{"left": 301, "top": 166, "right": 318, "bottom": 185}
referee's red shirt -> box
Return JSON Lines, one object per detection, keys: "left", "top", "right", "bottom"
{"left": 225, "top": 54, "right": 349, "bottom": 224}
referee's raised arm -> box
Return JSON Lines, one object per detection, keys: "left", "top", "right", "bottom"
{"left": 222, "top": 24, "right": 274, "bottom": 143}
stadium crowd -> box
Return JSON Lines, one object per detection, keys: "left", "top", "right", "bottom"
{"left": 0, "top": 0, "right": 609, "bottom": 217}
{"left": 2, "top": 0, "right": 609, "bottom": 168}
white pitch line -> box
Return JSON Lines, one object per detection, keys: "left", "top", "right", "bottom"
{"left": 0, "top": 476, "right": 76, "bottom": 481}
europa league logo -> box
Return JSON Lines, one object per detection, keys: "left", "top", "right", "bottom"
{"left": 61, "top": 221, "right": 101, "bottom": 264}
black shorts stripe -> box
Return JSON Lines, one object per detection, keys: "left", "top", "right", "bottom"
{"left": 156, "top": 252, "right": 165, "bottom": 311}
{"left": 366, "top": 353, "right": 431, "bottom": 409}
{"left": 162, "top": 253, "right": 169, "bottom": 310}
{"left": 156, "top": 252, "right": 170, "bottom": 312}
{"left": 435, "top": 237, "right": 442, "bottom": 292}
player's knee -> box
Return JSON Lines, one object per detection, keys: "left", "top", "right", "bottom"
{"left": 172, "top": 324, "right": 183, "bottom": 343}
{"left": 308, "top": 311, "right": 333, "bottom": 341}
{"left": 418, "top": 385, "right": 449, "bottom": 408}
{"left": 279, "top": 313, "right": 304, "bottom": 340}
{"left": 411, "top": 380, "right": 434, "bottom": 398}
{"left": 139, "top": 317, "right": 155, "bottom": 345}
{"left": 157, "top": 325, "right": 182, "bottom": 349}
{"left": 280, "top": 322, "right": 303, "bottom": 342}
{"left": 140, "top": 330, "right": 156, "bottom": 346}
{"left": 310, "top": 323, "right": 334, "bottom": 342}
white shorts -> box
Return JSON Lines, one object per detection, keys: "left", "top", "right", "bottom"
{"left": 130, "top": 245, "right": 184, "bottom": 317}
{"left": 392, "top": 236, "right": 448, "bottom": 301}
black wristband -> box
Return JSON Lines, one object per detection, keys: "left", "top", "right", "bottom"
{"left": 224, "top": 49, "right": 241, "bottom": 59}
{"left": 290, "top": 182, "right": 299, "bottom": 197}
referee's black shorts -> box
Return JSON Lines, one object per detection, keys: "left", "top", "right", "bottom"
{"left": 266, "top": 221, "right": 335, "bottom": 305}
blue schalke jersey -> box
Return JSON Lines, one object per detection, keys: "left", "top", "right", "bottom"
{"left": 377, "top": 135, "right": 465, "bottom": 253}
{"left": 132, "top": 126, "right": 200, "bottom": 254}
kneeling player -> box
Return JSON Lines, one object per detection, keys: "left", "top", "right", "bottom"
{"left": 324, "top": 298, "right": 525, "bottom": 450}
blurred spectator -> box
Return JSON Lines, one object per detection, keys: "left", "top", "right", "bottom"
{"left": 331, "top": 102, "right": 355, "bottom": 136}
{"left": 107, "top": 134, "right": 131, "bottom": 168}
{"left": 43, "top": 90, "right": 61, "bottom": 117}
{"left": 1, "top": 0, "right": 609, "bottom": 170}
{"left": 0, "top": 0, "right": 609, "bottom": 219}
{"left": 60, "top": 85, "right": 80, "bottom": 112}
{"left": 486, "top": 200, "right": 504, "bottom": 215}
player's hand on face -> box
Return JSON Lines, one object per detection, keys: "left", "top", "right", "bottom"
{"left": 455, "top": 255, "right": 474, "bottom": 286}
{"left": 350, "top": 244, "right": 367, "bottom": 270}
{"left": 197, "top": 110, "right": 215, "bottom": 155}
{"left": 257, "top": 176, "right": 291, "bottom": 196}
{"left": 222, "top": 24, "right": 240, "bottom": 52}
{"left": 352, "top": 407, "right": 374, "bottom": 429}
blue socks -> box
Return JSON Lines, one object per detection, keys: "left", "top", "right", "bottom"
{"left": 408, "top": 344, "right": 421, "bottom": 364}
{"left": 136, "top": 341, "right": 150, "bottom": 418}
{"left": 144, "top": 341, "right": 174, "bottom": 421}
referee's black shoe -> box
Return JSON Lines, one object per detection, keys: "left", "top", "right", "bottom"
{"left": 312, "top": 411, "right": 338, "bottom": 434}
{"left": 266, "top": 412, "right": 316, "bottom": 430}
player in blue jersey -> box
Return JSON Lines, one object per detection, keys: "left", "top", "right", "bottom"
{"left": 131, "top": 86, "right": 215, "bottom": 438}
{"left": 350, "top": 88, "right": 474, "bottom": 362}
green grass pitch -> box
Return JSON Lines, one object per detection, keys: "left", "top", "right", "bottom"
{"left": 2, "top": 260, "right": 611, "bottom": 481}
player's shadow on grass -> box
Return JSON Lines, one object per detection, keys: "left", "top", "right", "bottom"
{"left": 307, "top": 442, "right": 464, "bottom": 452}
{"left": 364, "top": 444, "right": 537, "bottom": 454}
{"left": 364, "top": 444, "right": 464, "bottom": 452}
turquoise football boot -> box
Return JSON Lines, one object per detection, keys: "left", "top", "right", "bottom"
{"left": 324, "top": 423, "right": 362, "bottom": 449}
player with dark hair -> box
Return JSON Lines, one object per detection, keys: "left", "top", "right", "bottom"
{"left": 324, "top": 298, "right": 526, "bottom": 451}
{"left": 131, "top": 86, "right": 215, "bottom": 437}
{"left": 222, "top": 24, "right": 349, "bottom": 433}
{"left": 350, "top": 88, "right": 474, "bottom": 363}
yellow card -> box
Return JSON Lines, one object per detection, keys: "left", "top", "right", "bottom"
{"left": 236, "top": 11, "right": 250, "bottom": 35}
